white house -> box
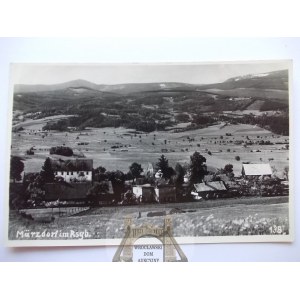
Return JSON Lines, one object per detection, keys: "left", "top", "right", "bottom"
{"left": 241, "top": 163, "right": 272, "bottom": 178}
{"left": 50, "top": 158, "right": 93, "bottom": 182}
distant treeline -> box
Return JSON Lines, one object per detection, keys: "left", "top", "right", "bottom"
{"left": 43, "top": 109, "right": 289, "bottom": 136}
{"left": 220, "top": 113, "right": 289, "bottom": 136}
{"left": 35, "top": 88, "right": 289, "bottom": 135}
{"left": 43, "top": 108, "right": 174, "bottom": 133}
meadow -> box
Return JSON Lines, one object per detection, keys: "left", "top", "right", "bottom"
{"left": 8, "top": 199, "right": 289, "bottom": 240}
{"left": 11, "top": 116, "right": 289, "bottom": 177}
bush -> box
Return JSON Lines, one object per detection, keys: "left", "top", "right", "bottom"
{"left": 175, "top": 113, "right": 190, "bottom": 122}
{"left": 235, "top": 156, "right": 241, "bottom": 161}
{"left": 50, "top": 146, "right": 73, "bottom": 157}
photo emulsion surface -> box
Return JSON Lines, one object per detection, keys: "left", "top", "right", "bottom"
{"left": 6, "top": 61, "right": 293, "bottom": 246}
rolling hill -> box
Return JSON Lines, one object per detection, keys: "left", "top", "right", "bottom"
{"left": 197, "top": 69, "right": 288, "bottom": 101}
{"left": 13, "top": 69, "right": 289, "bottom": 114}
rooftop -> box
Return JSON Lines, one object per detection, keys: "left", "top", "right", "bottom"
{"left": 194, "top": 181, "right": 227, "bottom": 193}
{"left": 44, "top": 182, "right": 92, "bottom": 200}
{"left": 242, "top": 163, "right": 272, "bottom": 176}
{"left": 50, "top": 158, "right": 93, "bottom": 172}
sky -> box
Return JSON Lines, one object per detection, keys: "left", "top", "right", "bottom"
{"left": 11, "top": 61, "right": 290, "bottom": 85}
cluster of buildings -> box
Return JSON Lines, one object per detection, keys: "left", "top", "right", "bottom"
{"left": 42, "top": 157, "right": 285, "bottom": 205}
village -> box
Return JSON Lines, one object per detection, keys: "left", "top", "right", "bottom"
{"left": 9, "top": 144, "right": 289, "bottom": 215}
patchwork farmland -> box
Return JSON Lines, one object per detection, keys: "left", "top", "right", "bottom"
{"left": 12, "top": 118, "right": 289, "bottom": 177}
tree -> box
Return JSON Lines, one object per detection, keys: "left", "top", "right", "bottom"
{"left": 122, "top": 190, "right": 137, "bottom": 205}
{"left": 223, "top": 164, "right": 234, "bottom": 179}
{"left": 175, "top": 113, "right": 190, "bottom": 122}
{"left": 93, "top": 166, "right": 108, "bottom": 182}
{"left": 10, "top": 156, "right": 24, "bottom": 182}
{"left": 10, "top": 182, "right": 26, "bottom": 210}
{"left": 40, "top": 157, "right": 55, "bottom": 183}
{"left": 87, "top": 181, "right": 109, "bottom": 197}
{"left": 175, "top": 163, "right": 185, "bottom": 186}
{"left": 95, "top": 166, "right": 106, "bottom": 173}
{"left": 129, "top": 162, "right": 143, "bottom": 182}
{"left": 50, "top": 146, "right": 73, "bottom": 156}
{"left": 224, "top": 164, "right": 233, "bottom": 174}
{"left": 189, "top": 151, "right": 207, "bottom": 184}
{"left": 27, "top": 186, "right": 45, "bottom": 207}
{"left": 87, "top": 181, "right": 110, "bottom": 206}
{"left": 156, "top": 155, "right": 175, "bottom": 179}
{"left": 106, "top": 170, "right": 126, "bottom": 202}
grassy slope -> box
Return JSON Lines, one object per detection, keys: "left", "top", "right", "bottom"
{"left": 9, "top": 198, "right": 289, "bottom": 240}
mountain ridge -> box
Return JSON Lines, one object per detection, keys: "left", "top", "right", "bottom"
{"left": 13, "top": 69, "right": 289, "bottom": 113}
{"left": 14, "top": 80, "right": 197, "bottom": 94}
{"left": 14, "top": 69, "right": 288, "bottom": 95}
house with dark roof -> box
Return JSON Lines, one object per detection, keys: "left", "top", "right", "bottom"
{"left": 44, "top": 182, "right": 92, "bottom": 202}
{"left": 192, "top": 181, "right": 228, "bottom": 200}
{"left": 50, "top": 158, "right": 93, "bottom": 182}
{"left": 204, "top": 174, "right": 230, "bottom": 182}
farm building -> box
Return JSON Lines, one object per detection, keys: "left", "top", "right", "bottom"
{"left": 50, "top": 158, "right": 93, "bottom": 182}
{"left": 132, "top": 184, "right": 176, "bottom": 203}
{"left": 192, "top": 181, "right": 228, "bottom": 200}
{"left": 44, "top": 182, "right": 92, "bottom": 202}
{"left": 204, "top": 174, "right": 230, "bottom": 182}
{"left": 133, "top": 184, "right": 156, "bottom": 203}
{"left": 154, "top": 185, "right": 176, "bottom": 203}
{"left": 241, "top": 163, "right": 272, "bottom": 178}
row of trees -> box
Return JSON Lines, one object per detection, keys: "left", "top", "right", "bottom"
{"left": 220, "top": 113, "right": 289, "bottom": 136}
{"left": 10, "top": 157, "right": 56, "bottom": 209}
{"left": 125, "top": 152, "right": 208, "bottom": 185}
{"left": 42, "top": 105, "right": 173, "bottom": 133}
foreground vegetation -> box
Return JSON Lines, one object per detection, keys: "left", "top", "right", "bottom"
{"left": 8, "top": 201, "right": 289, "bottom": 240}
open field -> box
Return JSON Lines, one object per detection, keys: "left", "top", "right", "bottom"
{"left": 11, "top": 117, "right": 289, "bottom": 176}
{"left": 203, "top": 88, "right": 288, "bottom": 100}
{"left": 8, "top": 197, "right": 289, "bottom": 240}
{"left": 12, "top": 114, "right": 75, "bottom": 131}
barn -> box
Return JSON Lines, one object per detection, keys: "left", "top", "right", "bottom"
{"left": 192, "top": 181, "right": 228, "bottom": 200}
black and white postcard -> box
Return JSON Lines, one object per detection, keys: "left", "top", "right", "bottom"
{"left": 5, "top": 61, "right": 293, "bottom": 246}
